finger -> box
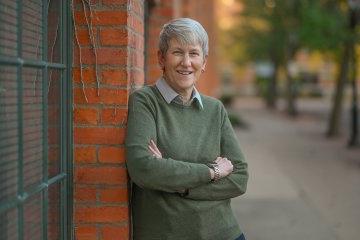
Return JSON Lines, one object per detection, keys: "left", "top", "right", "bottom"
{"left": 149, "top": 140, "right": 158, "bottom": 152}
{"left": 148, "top": 145, "right": 157, "bottom": 155}
{"left": 149, "top": 149, "right": 160, "bottom": 158}
{"left": 150, "top": 139, "right": 157, "bottom": 148}
{"left": 150, "top": 140, "right": 162, "bottom": 156}
{"left": 215, "top": 157, "right": 222, "bottom": 163}
{"left": 151, "top": 140, "right": 161, "bottom": 153}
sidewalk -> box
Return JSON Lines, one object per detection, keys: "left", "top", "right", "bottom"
{"left": 230, "top": 97, "right": 360, "bottom": 240}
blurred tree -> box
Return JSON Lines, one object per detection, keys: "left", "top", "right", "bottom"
{"left": 324, "top": 1, "right": 360, "bottom": 140}
{"left": 299, "top": 0, "right": 350, "bottom": 137}
{"left": 228, "top": 0, "right": 347, "bottom": 118}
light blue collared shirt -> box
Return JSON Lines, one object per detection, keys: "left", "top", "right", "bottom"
{"left": 155, "top": 77, "right": 204, "bottom": 109}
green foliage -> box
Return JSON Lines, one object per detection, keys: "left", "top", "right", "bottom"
{"left": 299, "top": 1, "right": 347, "bottom": 51}
{"left": 228, "top": 0, "right": 348, "bottom": 64}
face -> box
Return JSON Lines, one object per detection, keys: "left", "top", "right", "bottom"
{"left": 158, "top": 38, "right": 207, "bottom": 97}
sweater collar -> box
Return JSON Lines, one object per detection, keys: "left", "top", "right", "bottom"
{"left": 155, "top": 77, "right": 204, "bottom": 109}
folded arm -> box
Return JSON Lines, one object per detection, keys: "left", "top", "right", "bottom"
{"left": 125, "top": 92, "right": 211, "bottom": 193}
{"left": 184, "top": 107, "right": 249, "bottom": 201}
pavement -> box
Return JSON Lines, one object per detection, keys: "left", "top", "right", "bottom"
{"left": 230, "top": 97, "right": 360, "bottom": 240}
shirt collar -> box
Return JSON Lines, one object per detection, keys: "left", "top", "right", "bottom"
{"left": 155, "top": 77, "right": 204, "bottom": 109}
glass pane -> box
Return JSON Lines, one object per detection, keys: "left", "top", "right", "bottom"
{"left": 23, "top": 67, "right": 43, "bottom": 190}
{"left": 48, "top": 0, "right": 61, "bottom": 63}
{"left": 24, "top": 193, "right": 42, "bottom": 240}
{"left": 22, "top": 0, "right": 43, "bottom": 60}
{"left": 0, "top": 207, "right": 18, "bottom": 240}
{"left": 48, "top": 183, "right": 60, "bottom": 240}
{"left": 0, "top": 66, "right": 18, "bottom": 202}
{"left": 48, "top": 69, "right": 61, "bottom": 178}
{"left": 0, "top": 1, "right": 17, "bottom": 57}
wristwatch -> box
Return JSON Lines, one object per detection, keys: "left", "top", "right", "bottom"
{"left": 209, "top": 164, "right": 221, "bottom": 182}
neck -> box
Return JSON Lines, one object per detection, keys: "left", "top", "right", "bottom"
{"left": 162, "top": 76, "right": 194, "bottom": 102}
{"left": 179, "top": 90, "right": 193, "bottom": 102}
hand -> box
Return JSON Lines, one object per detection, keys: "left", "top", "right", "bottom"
{"left": 148, "top": 139, "right": 162, "bottom": 158}
{"left": 215, "top": 157, "right": 233, "bottom": 178}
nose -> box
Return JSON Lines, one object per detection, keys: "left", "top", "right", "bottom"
{"left": 181, "top": 54, "right": 191, "bottom": 67}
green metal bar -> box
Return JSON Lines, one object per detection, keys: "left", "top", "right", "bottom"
{"left": 64, "top": 1, "right": 73, "bottom": 239}
{"left": 42, "top": 1, "right": 49, "bottom": 239}
{"left": 0, "top": 56, "right": 66, "bottom": 69}
{"left": 16, "top": 0, "right": 24, "bottom": 239}
{"left": 0, "top": 173, "right": 67, "bottom": 214}
{"left": 60, "top": 2, "right": 66, "bottom": 239}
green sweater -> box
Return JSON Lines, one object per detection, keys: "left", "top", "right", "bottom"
{"left": 125, "top": 85, "right": 248, "bottom": 240}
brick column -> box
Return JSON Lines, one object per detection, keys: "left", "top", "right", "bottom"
{"left": 145, "top": 0, "right": 175, "bottom": 85}
{"left": 72, "top": 0, "right": 144, "bottom": 239}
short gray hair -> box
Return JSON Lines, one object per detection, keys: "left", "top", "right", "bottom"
{"left": 158, "top": 18, "right": 209, "bottom": 57}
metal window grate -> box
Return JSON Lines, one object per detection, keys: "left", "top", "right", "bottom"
{"left": 0, "top": 1, "right": 72, "bottom": 239}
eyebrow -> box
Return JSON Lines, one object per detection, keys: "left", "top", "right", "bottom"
{"left": 171, "top": 47, "right": 200, "bottom": 52}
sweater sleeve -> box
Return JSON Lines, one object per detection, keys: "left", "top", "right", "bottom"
{"left": 185, "top": 105, "right": 249, "bottom": 201}
{"left": 125, "top": 90, "right": 211, "bottom": 193}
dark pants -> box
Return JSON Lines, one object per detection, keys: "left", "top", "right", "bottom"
{"left": 235, "top": 233, "right": 246, "bottom": 240}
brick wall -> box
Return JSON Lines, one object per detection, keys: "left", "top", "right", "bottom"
{"left": 72, "top": 0, "right": 144, "bottom": 239}
{"left": 145, "top": 0, "right": 175, "bottom": 85}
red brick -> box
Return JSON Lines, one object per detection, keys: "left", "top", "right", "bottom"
{"left": 48, "top": 146, "right": 59, "bottom": 162}
{"left": 101, "top": 69, "right": 127, "bottom": 86}
{"left": 75, "top": 226, "right": 97, "bottom": 240}
{"left": 129, "top": 14, "right": 144, "bottom": 34}
{"left": 75, "top": 166, "right": 127, "bottom": 184}
{"left": 130, "top": 50, "right": 144, "bottom": 69}
{"left": 74, "top": 88, "right": 128, "bottom": 105}
{"left": 74, "top": 0, "right": 99, "bottom": 5}
{"left": 98, "top": 146, "right": 126, "bottom": 163}
{"left": 73, "top": 67, "right": 97, "bottom": 84}
{"left": 74, "top": 146, "right": 97, "bottom": 163}
{"left": 74, "top": 48, "right": 128, "bottom": 65}
{"left": 74, "top": 11, "right": 127, "bottom": 26}
{"left": 101, "top": 225, "right": 129, "bottom": 240}
{"left": 74, "top": 108, "right": 98, "bottom": 125}
{"left": 75, "top": 186, "right": 97, "bottom": 202}
{"left": 74, "top": 127, "right": 126, "bottom": 144}
{"left": 100, "top": 28, "right": 128, "bottom": 46}
{"left": 75, "top": 27, "right": 98, "bottom": 46}
{"left": 102, "top": 0, "right": 127, "bottom": 5}
{"left": 75, "top": 206, "right": 128, "bottom": 223}
{"left": 158, "top": 8, "right": 173, "bottom": 17}
{"left": 99, "top": 187, "right": 128, "bottom": 203}
{"left": 101, "top": 108, "right": 127, "bottom": 125}
{"left": 129, "top": 31, "right": 144, "bottom": 50}
{"left": 129, "top": 0, "right": 143, "bottom": 16}
{"left": 48, "top": 107, "right": 60, "bottom": 123}
{"left": 48, "top": 127, "right": 58, "bottom": 145}
{"left": 101, "top": 88, "right": 129, "bottom": 104}
{"left": 130, "top": 69, "right": 145, "bottom": 86}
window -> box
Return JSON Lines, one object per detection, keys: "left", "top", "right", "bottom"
{"left": 0, "top": 1, "right": 72, "bottom": 239}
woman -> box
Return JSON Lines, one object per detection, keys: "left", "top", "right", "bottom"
{"left": 126, "top": 18, "right": 248, "bottom": 240}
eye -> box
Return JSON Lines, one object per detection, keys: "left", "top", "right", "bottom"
{"left": 190, "top": 52, "right": 200, "bottom": 56}
{"left": 172, "top": 50, "right": 183, "bottom": 55}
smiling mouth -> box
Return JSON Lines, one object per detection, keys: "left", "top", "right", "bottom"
{"left": 177, "top": 70, "right": 193, "bottom": 75}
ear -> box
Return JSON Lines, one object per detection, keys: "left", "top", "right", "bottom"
{"left": 202, "top": 55, "right": 208, "bottom": 72}
{"left": 157, "top": 50, "right": 165, "bottom": 70}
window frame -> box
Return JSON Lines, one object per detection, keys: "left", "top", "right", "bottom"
{"left": 0, "top": 0, "right": 73, "bottom": 239}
